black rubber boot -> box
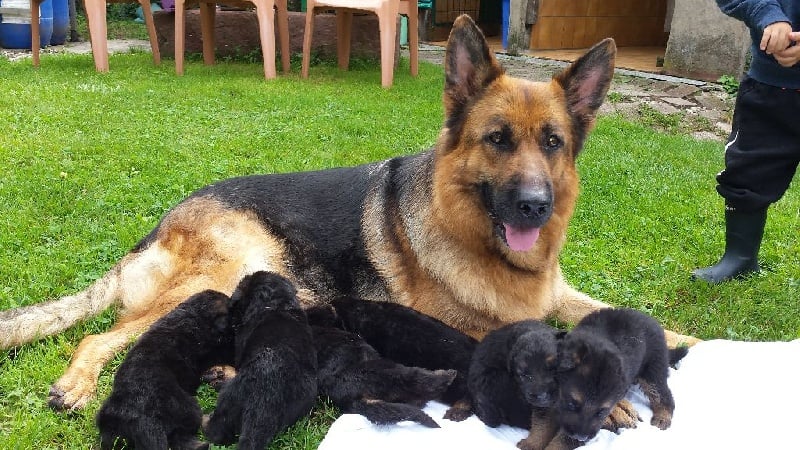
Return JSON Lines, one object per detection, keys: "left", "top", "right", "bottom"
{"left": 692, "top": 207, "right": 767, "bottom": 283}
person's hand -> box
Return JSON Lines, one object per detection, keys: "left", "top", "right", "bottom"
{"left": 773, "top": 31, "right": 800, "bottom": 67}
{"left": 761, "top": 22, "right": 792, "bottom": 54}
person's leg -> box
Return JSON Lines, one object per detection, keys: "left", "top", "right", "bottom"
{"left": 693, "top": 78, "right": 800, "bottom": 283}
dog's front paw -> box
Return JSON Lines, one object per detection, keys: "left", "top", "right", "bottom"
{"left": 516, "top": 437, "right": 542, "bottom": 450}
{"left": 201, "top": 365, "right": 237, "bottom": 391}
{"left": 443, "top": 405, "right": 472, "bottom": 422}
{"left": 650, "top": 411, "right": 672, "bottom": 430}
{"left": 664, "top": 329, "right": 702, "bottom": 348}
{"left": 602, "top": 399, "right": 641, "bottom": 432}
{"left": 47, "top": 379, "right": 95, "bottom": 411}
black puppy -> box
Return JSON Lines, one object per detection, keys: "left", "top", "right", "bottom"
{"left": 307, "top": 304, "right": 457, "bottom": 428}
{"left": 203, "top": 271, "right": 317, "bottom": 450}
{"left": 466, "top": 320, "right": 562, "bottom": 450}
{"left": 96, "top": 290, "right": 233, "bottom": 450}
{"left": 329, "top": 297, "right": 477, "bottom": 416}
{"left": 555, "top": 308, "right": 679, "bottom": 445}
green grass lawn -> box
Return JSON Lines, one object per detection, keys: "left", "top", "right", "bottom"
{"left": 0, "top": 48, "right": 798, "bottom": 449}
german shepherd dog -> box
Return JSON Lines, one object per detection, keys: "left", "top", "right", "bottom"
{"left": 0, "top": 15, "right": 698, "bottom": 412}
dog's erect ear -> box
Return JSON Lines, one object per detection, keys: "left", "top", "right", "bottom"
{"left": 553, "top": 38, "right": 616, "bottom": 151}
{"left": 443, "top": 15, "right": 504, "bottom": 122}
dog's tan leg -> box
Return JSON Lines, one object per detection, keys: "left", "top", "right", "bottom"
{"left": 549, "top": 275, "right": 612, "bottom": 325}
{"left": 517, "top": 408, "right": 559, "bottom": 450}
{"left": 664, "top": 329, "right": 701, "bottom": 348}
{"left": 602, "top": 398, "right": 641, "bottom": 432}
{"left": 551, "top": 271, "right": 701, "bottom": 348}
{"left": 638, "top": 380, "right": 673, "bottom": 430}
{"left": 47, "top": 314, "right": 159, "bottom": 411}
{"left": 542, "top": 430, "right": 581, "bottom": 450}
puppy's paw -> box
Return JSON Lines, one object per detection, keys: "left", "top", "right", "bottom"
{"left": 602, "top": 399, "right": 641, "bottom": 432}
{"left": 651, "top": 411, "right": 672, "bottom": 430}
{"left": 443, "top": 405, "right": 471, "bottom": 422}
{"left": 516, "top": 437, "right": 542, "bottom": 450}
{"left": 201, "top": 365, "right": 236, "bottom": 391}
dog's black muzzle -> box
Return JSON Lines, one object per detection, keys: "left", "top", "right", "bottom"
{"left": 481, "top": 181, "right": 554, "bottom": 244}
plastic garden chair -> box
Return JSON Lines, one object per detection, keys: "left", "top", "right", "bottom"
{"left": 173, "top": 0, "right": 290, "bottom": 79}
{"left": 31, "top": 0, "right": 161, "bottom": 71}
{"left": 301, "top": 0, "right": 418, "bottom": 88}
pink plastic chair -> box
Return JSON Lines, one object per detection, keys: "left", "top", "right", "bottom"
{"left": 31, "top": 0, "right": 161, "bottom": 71}
{"left": 301, "top": 0, "right": 418, "bottom": 88}
{"left": 173, "top": 0, "right": 290, "bottom": 79}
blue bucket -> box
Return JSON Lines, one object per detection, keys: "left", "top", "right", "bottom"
{"left": 0, "top": 0, "right": 53, "bottom": 49}
{"left": 501, "top": 0, "right": 509, "bottom": 49}
{"left": 50, "top": 0, "right": 67, "bottom": 45}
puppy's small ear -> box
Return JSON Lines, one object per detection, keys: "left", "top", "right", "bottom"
{"left": 214, "top": 315, "right": 230, "bottom": 333}
{"left": 557, "top": 339, "right": 586, "bottom": 372}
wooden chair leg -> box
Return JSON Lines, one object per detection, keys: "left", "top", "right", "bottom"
{"left": 407, "top": 1, "right": 418, "bottom": 77}
{"left": 336, "top": 9, "right": 353, "bottom": 71}
{"left": 253, "top": 1, "right": 277, "bottom": 79}
{"left": 275, "top": 0, "right": 290, "bottom": 73}
{"left": 301, "top": 2, "right": 315, "bottom": 78}
{"left": 199, "top": 2, "right": 216, "bottom": 66}
{"left": 30, "top": 0, "right": 41, "bottom": 67}
{"left": 377, "top": 4, "right": 398, "bottom": 88}
{"left": 139, "top": 0, "right": 161, "bottom": 65}
{"left": 83, "top": 0, "right": 109, "bottom": 71}
{"left": 174, "top": 0, "right": 186, "bottom": 74}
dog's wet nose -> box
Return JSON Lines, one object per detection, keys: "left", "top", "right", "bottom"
{"left": 517, "top": 198, "right": 549, "bottom": 218}
{"left": 514, "top": 188, "right": 552, "bottom": 226}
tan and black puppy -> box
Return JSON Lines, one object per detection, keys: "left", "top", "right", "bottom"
{"left": 555, "top": 308, "right": 680, "bottom": 445}
{"left": 463, "top": 320, "right": 562, "bottom": 450}
{"left": 329, "top": 297, "right": 477, "bottom": 412}
{"left": 203, "top": 272, "right": 317, "bottom": 450}
{"left": 95, "top": 290, "right": 233, "bottom": 450}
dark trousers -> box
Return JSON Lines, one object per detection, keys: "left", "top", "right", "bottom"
{"left": 716, "top": 76, "right": 800, "bottom": 212}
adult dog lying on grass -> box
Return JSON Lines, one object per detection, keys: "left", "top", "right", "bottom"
{"left": 0, "top": 14, "right": 697, "bottom": 415}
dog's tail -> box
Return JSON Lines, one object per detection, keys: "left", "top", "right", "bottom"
{"left": 0, "top": 258, "right": 126, "bottom": 349}
{"left": 668, "top": 346, "right": 690, "bottom": 368}
{"left": 348, "top": 399, "right": 440, "bottom": 428}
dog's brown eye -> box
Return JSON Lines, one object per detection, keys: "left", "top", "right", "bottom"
{"left": 485, "top": 128, "right": 512, "bottom": 150}
{"left": 545, "top": 134, "right": 562, "bottom": 149}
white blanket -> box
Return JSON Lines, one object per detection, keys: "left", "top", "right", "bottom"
{"left": 319, "top": 339, "right": 800, "bottom": 450}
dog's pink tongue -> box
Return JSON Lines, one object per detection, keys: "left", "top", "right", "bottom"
{"left": 504, "top": 224, "right": 540, "bottom": 252}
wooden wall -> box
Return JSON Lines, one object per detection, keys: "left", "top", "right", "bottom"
{"left": 530, "top": 0, "right": 668, "bottom": 49}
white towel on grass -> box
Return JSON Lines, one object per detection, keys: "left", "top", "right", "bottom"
{"left": 318, "top": 339, "right": 800, "bottom": 450}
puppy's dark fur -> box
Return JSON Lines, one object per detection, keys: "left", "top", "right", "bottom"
{"left": 329, "top": 297, "right": 477, "bottom": 409}
{"left": 203, "top": 271, "right": 317, "bottom": 450}
{"left": 95, "top": 290, "right": 233, "bottom": 450}
{"left": 464, "top": 320, "right": 561, "bottom": 450}
{"left": 556, "top": 308, "right": 677, "bottom": 444}
{"left": 308, "top": 304, "right": 456, "bottom": 428}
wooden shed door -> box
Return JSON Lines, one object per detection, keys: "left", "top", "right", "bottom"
{"left": 530, "top": 0, "right": 668, "bottom": 49}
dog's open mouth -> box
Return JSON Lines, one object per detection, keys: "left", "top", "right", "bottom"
{"left": 490, "top": 213, "right": 541, "bottom": 252}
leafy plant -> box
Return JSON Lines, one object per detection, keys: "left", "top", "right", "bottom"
{"left": 717, "top": 74, "right": 740, "bottom": 96}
